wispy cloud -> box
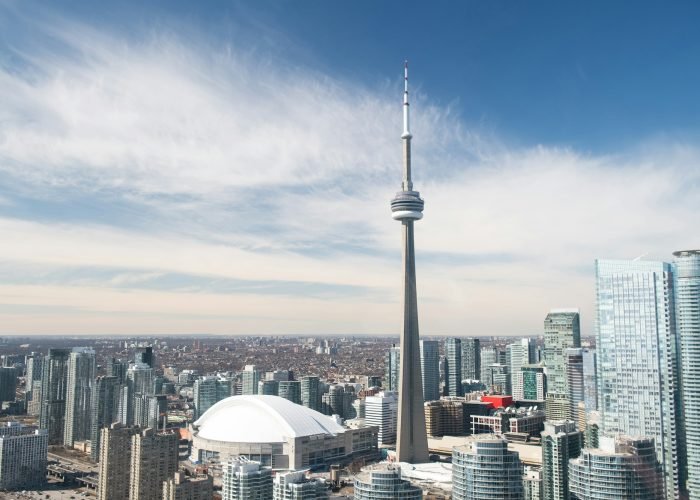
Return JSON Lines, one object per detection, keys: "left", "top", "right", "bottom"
{"left": 0, "top": 7, "right": 698, "bottom": 335}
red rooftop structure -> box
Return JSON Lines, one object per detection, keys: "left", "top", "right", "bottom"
{"left": 481, "top": 395, "right": 513, "bottom": 409}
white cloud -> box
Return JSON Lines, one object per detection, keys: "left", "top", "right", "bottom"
{"left": 0, "top": 12, "right": 698, "bottom": 336}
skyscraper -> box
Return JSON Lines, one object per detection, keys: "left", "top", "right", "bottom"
{"left": 64, "top": 347, "right": 96, "bottom": 447}
{"left": 193, "top": 377, "right": 232, "bottom": 419}
{"left": 565, "top": 348, "right": 584, "bottom": 424}
{"left": 673, "top": 249, "right": 700, "bottom": 498}
{"left": 541, "top": 420, "right": 582, "bottom": 500}
{"left": 241, "top": 365, "right": 259, "bottom": 395}
{"left": 581, "top": 349, "right": 597, "bottom": 412}
{"left": 390, "top": 63, "right": 428, "bottom": 463}
{"left": 384, "top": 346, "right": 400, "bottom": 392}
{"left": 480, "top": 347, "right": 497, "bottom": 387}
{"left": 595, "top": 259, "right": 683, "bottom": 499}
{"left": 420, "top": 340, "right": 440, "bottom": 402}
{"left": 543, "top": 310, "right": 581, "bottom": 420}
{"left": 0, "top": 422, "right": 48, "bottom": 491}
{"left": 461, "top": 338, "right": 481, "bottom": 381}
{"left": 129, "top": 429, "right": 179, "bottom": 500}
{"left": 445, "top": 338, "right": 463, "bottom": 397}
{"left": 301, "top": 376, "right": 320, "bottom": 411}
{"left": 278, "top": 381, "right": 301, "bottom": 405}
{"left": 134, "top": 345, "right": 153, "bottom": 368}
{"left": 507, "top": 338, "right": 533, "bottom": 393}
{"left": 364, "top": 391, "right": 398, "bottom": 445}
{"left": 25, "top": 355, "right": 43, "bottom": 416}
{"left": 513, "top": 364, "right": 546, "bottom": 401}
{"left": 98, "top": 424, "right": 139, "bottom": 500}
{"left": 569, "top": 436, "right": 663, "bottom": 499}
{"left": 90, "top": 375, "right": 120, "bottom": 462}
{"left": 452, "top": 435, "right": 524, "bottom": 499}
{"left": 0, "top": 367, "right": 16, "bottom": 403}
{"left": 39, "top": 348, "right": 70, "bottom": 445}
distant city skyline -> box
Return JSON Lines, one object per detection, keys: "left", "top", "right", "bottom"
{"left": 1, "top": 1, "right": 699, "bottom": 335}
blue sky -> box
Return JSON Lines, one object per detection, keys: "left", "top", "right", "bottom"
{"left": 0, "top": 0, "right": 699, "bottom": 335}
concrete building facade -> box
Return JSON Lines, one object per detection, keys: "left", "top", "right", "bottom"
{"left": 0, "top": 423, "right": 47, "bottom": 491}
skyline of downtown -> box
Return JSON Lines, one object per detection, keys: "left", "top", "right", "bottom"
{"left": 1, "top": 1, "right": 700, "bottom": 336}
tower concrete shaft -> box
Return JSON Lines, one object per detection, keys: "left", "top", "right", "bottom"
{"left": 391, "top": 62, "right": 429, "bottom": 463}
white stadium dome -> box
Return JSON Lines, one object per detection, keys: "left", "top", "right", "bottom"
{"left": 189, "top": 394, "right": 378, "bottom": 470}
{"left": 194, "top": 395, "right": 344, "bottom": 443}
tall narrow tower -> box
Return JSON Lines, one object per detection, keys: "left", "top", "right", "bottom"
{"left": 391, "top": 62, "right": 429, "bottom": 463}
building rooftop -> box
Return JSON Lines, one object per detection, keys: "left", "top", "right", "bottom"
{"left": 193, "top": 395, "right": 345, "bottom": 443}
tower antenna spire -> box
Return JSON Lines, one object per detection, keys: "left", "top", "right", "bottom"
{"left": 402, "top": 60, "right": 413, "bottom": 191}
{"left": 403, "top": 60, "right": 411, "bottom": 139}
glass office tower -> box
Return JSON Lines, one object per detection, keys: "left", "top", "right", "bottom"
{"left": 595, "top": 259, "right": 684, "bottom": 499}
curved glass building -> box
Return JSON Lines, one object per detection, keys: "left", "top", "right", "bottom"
{"left": 569, "top": 436, "right": 663, "bottom": 499}
{"left": 353, "top": 465, "right": 422, "bottom": 499}
{"left": 452, "top": 435, "right": 524, "bottom": 499}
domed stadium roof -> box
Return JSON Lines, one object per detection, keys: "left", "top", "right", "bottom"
{"left": 193, "top": 395, "right": 345, "bottom": 443}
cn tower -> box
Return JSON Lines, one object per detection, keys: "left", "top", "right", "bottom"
{"left": 391, "top": 62, "right": 429, "bottom": 463}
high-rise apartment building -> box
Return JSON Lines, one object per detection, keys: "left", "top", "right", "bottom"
{"left": 133, "top": 393, "right": 167, "bottom": 430}
{"left": 480, "top": 347, "right": 497, "bottom": 387}
{"left": 384, "top": 347, "right": 400, "bottom": 392}
{"left": 364, "top": 391, "right": 398, "bottom": 445}
{"left": 106, "top": 357, "right": 128, "bottom": 384}
{"left": 420, "top": 340, "right": 440, "bottom": 402}
{"left": 452, "top": 435, "right": 524, "bottom": 499}
{"left": 90, "top": 375, "right": 120, "bottom": 462}
{"left": 162, "top": 471, "right": 213, "bottom": 500}
{"left": 541, "top": 420, "right": 582, "bottom": 500}
{"left": 272, "top": 470, "right": 328, "bottom": 499}
{"left": 445, "top": 338, "right": 463, "bottom": 397}
{"left": 569, "top": 436, "right": 663, "bottom": 499}
{"left": 134, "top": 346, "right": 154, "bottom": 368}
{"left": 673, "top": 249, "right": 700, "bottom": 498}
{"left": 0, "top": 422, "right": 47, "bottom": 490}
{"left": 64, "top": 347, "right": 96, "bottom": 447}
{"left": 523, "top": 467, "right": 543, "bottom": 500}
{"left": 241, "top": 365, "right": 260, "bottom": 395}
{"left": 97, "top": 424, "right": 139, "bottom": 500}
{"left": 507, "top": 339, "right": 534, "bottom": 393}
{"left": 353, "top": 464, "right": 422, "bottom": 499}
{"left": 39, "top": 348, "right": 70, "bottom": 445}
{"left": 129, "top": 428, "right": 179, "bottom": 500}
{"left": 565, "top": 349, "right": 584, "bottom": 424}
{"left": 490, "top": 363, "right": 510, "bottom": 395}
{"left": 221, "top": 459, "right": 272, "bottom": 500}
{"left": 581, "top": 349, "right": 597, "bottom": 412}
{"left": 595, "top": 259, "right": 684, "bottom": 499}
{"left": 0, "top": 367, "right": 16, "bottom": 403}
{"left": 301, "top": 376, "right": 320, "bottom": 412}
{"left": 25, "top": 355, "right": 43, "bottom": 415}
{"left": 278, "top": 381, "right": 302, "bottom": 405}
{"left": 461, "top": 338, "right": 481, "bottom": 381}
{"left": 193, "top": 377, "right": 232, "bottom": 419}
{"left": 543, "top": 310, "right": 581, "bottom": 421}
